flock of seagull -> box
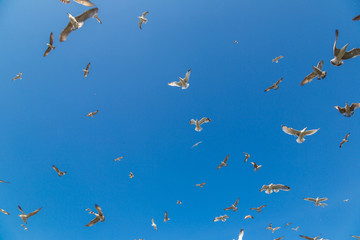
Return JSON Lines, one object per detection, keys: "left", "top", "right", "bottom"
{"left": 1, "top": 0, "right": 360, "bottom": 239}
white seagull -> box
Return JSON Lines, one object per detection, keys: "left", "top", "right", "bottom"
{"left": 213, "top": 215, "right": 229, "bottom": 222}
{"left": 18, "top": 205, "right": 42, "bottom": 224}
{"left": 224, "top": 198, "right": 239, "bottom": 212}
{"left": 138, "top": 11, "right": 149, "bottom": 30}
{"left": 151, "top": 218, "right": 157, "bottom": 230}
{"left": 303, "top": 197, "right": 328, "bottom": 207}
{"left": 12, "top": 72, "right": 22, "bottom": 81}
{"left": 44, "top": 32, "right": 55, "bottom": 57}
{"left": 237, "top": 229, "right": 244, "bottom": 240}
{"left": 331, "top": 29, "right": 360, "bottom": 66}
{"left": 260, "top": 183, "right": 290, "bottom": 194}
{"left": 85, "top": 204, "right": 105, "bottom": 227}
{"left": 168, "top": 69, "right": 191, "bottom": 89}
{"left": 266, "top": 223, "right": 280, "bottom": 233}
{"left": 58, "top": 0, "right": 95, "bottom": 7}
{"left": 189, "top": 117, "right": 211, "bottom": 132}
{"left": 281, "top": 125, "right": 319, "bottom": 143}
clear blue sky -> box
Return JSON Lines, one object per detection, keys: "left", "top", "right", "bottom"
{"left": 0, "top": 0, "right": 359, "bottom": 239}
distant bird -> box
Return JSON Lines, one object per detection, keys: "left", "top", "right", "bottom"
{"left": 340, "top": 133, "right": 350, "bottom": 148}
{"left": 213, "top": 215, "right": 229, "bottom": 222}
{"left": 83, "top": 62, "right": 91, "bottom": 77}
{"left": 335, "top": 103, "right": 360, "bottom": 117}
{"left": 264, "top": 77, "right": 283, "bottom": 92}
{"left": 250, "top": 162, "right": 262, "bottom": 171}
{"left": 195, "top": 183, "right": 206, "bottom": 188}
{"left": 217, "top": 154, "right": 230, "bottom": 169}
{"left": 266, "top": 223, "right": 280, "bottom": 233}
{"left": 129, "top": 172, "right": 134, "bottom": 179}
{"left": 284, "top": 222, "right": 292, "bottom": 227}
{"left": 52, "top": 165, "right": 67, "bottom": 177}
{"left": 138, "top": 11, "right": 149, "bottom": 30}
{"left": 0, "top": 180, "right": 10, "bottom": 184}
{"left": 189, "top": 117, "right": 211, "bottom": 132}
{"left": 43, "top": 32, "right": 55, "bottom": 57}
{"left": 281, "top": 125, "right": 319, "bottom": 143}
{"left": 58, "top": 0, "right": 95, "bottom": 7}
{"left": 177, "top": 200, "right": 183, "bottom": 205}
{"left": 85, "top": 110, "right": 99, "bottom": 117}
{"left": 244, "top": 215, "right": 253, "bottom": 220}
{"left": 250, "top": 205, "right": 266, "bottom": 213}
{"left": 12, "top": 72, "right": 22, "bottom": 81}
{"left": 237, "top": 229, "right": 244, "bottom": 240}
{"left": 164, "top": 211, "right": 170, "bottom": 222}
{"left": 114, "top": 156, "right": 124, "bottom": 161}
{"left": 292, "top": 226, "right": 299, "bottom": 231}
{"left": 18, "top": 205, "right": 42, "bottom": 224}
{"left": 168, "top": 69, "right": 191, "bottom": 89}
{"left": 234, "top": 40, "right": 238, "bottom": 44}
{"left": 224, "top": 198, "right": 239, "bottom": 212}
{"left": 85, "top": 204, "right": 105, "bottom": 227}
{"left": 151, "top": 218, "right": 157, "bottom": 230}
{"left": 272, "top": 56, "right": 284, "bottom": 63}
{"left": 0, "top": 209, "right": 10, "bottom": 215}
{"left": 299, "top": 235, "right": 324, "bottom": 240}
{"left": 60, "top": 8, "right": 101, "bottom": 42}
{"left": 331, "top": 29, "right": 360, "bottom": 66}
{"left": 344, "top": 199, "right": 350, "bottom": 202}
{"left": 303, "top": 197, "right": 328, "bottom": 207}
{"left": 191, "top": 141, "right": 203, "bottom": 148}
{"left": 260, "top": 183, "right": 290, "bottom": 194}
{"left": 243, "top": 152, "right": 250, "bottom": 163}
{"left": 20, "top": 224, "right": 28, "bottom": 231}
{"left": 352, "top": 236, "right": 360, "bottom": 239}
{"left": 300, "top": 60, "right": 327, "bottom": 86}
{"left": 274, "top": 237, "right": 285, "bottom": 240}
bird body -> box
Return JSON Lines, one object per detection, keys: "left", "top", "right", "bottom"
{"left": 250, "top": 162, "right": 262, "bottom": 171}
{"left": 272, "top": 56, "right": 284, "bottom": 63}
{"left": 83, "top": 62, "right": 91, "bottom": 77}
{"left": 195, "top": 183, "right": 206, "bottom": 188}
{"left": 266, "top": 223, "right": 280, "bottom": 233}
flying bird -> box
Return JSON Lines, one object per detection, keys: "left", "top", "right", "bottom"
{"left": 243, "top": 152, "right": 250, "bottom": 163}
{"left": 292, "top": 226, "right": 299, "bottom": 231}
{"left": 0, "top": 209, "right": 10, "bottom": 215}
{"left": 12, "top": 72, "right": 22, "bottom": 81}
{"left": 151, "top": 218, "right": 157, "bottom": 230}
{"left": 177, "top": 200, "right": 183, "bottom": 205}
{"left": 340, "top": 133, "right": 350, "bottom": 148}
{"left": 299, "top": 235, "right": 323, "bottom": 240}
{"left": 138, "top": 11, "right": 149, "bottom": 30}
{"left": 303, "top": 197, "right": 328, "bottom": 207}
{"left": 266, "top": 223, "right": 280, "bottom": 233}
{"left": 274, "top": 237, "right": 285, "bottom": 240}
{"left": 250, "top": 162, "right": 262, "bottom": 171}
{"left": 335, "top": 103, "right": 360, "bottom": 117}
{"left": 260, "top": 183, "right": 290, "bottom": 194}
{"left": 272, "top": 56, "right": 284, "bottom": 63}
{"left": 58, "top": 0, "right": 95, "bottom": 7}
{"left": 191, "top": 141, "right": 203, "bottom": 148}
{"left": 60, "top": 8, "right": 101, "bottom": 42}
{"left": 300, "top": 60, "right": 327, "bottom": 86}
{"left": 21, "top": 224, "right": 28, "bottom": 231}
{"left": 352, "top": 236, "right": 360, "bottom": 239}
{"left": 0, "top": 180, "right": 10, "bottom": 184}
{"left": 331, "top": 29, "right": 360, "bottom": 66}
{"left": 114, "top": 156, "right": 124, "bottom": 161}
{"left": 217, "top": 154, "right": 230, "bottom": 169}
{"left": 85, "top": 204, "right": 105, "bottom": 227}
{"left": 129, "top": 172, "right": 134, "bottom": 179}
{"left": 264, "top": 77, "right": 283, "bottom": 92}
{"left": 164, "top": 211, "right": 170, "bottom": 222}
{"left": 237, "top": 229, "right": 244, "bottom": 240}
{"left": 85, "top": 110, "right": 99, "bottom": 117}
{"left": 234, "top": 40, "right": 238, "bottom": 44}
{"left": 213, "top": 215, "right": 229, "bottom": 222}
{"left": 244, "top": 215, "right": 253, "bottom": 219}
{"left": 250, "top": 205, "right": 266, "bottom": 213}
{"left": 195, "top": 183, "right": 206, "bottom": 188}
{"left": 83, "top": 62, "right": 91, "bottom": 77}
{"left": 284, "top": 223, "right": 292, "bottom": 227}
{"left": 43, "top": 32, "right": 55, "bottom": 57}
{"left": 168, "top": 69, "right": 191, "bottom": 89}
{"left": 52, "top": 165, "right": 67, "bottom": 177}
{"left": 281, "top": 125, "right": 319, "bottom": 143}
{"left": 189, "top": 117, "right": 211, "bottom": 132}
{"left": 344, "top": 199, "right": 350, "bottom": 202}
{"left": 224, "top": 198, "right": 239, "bottom": 212}
{"left": 18, "top": 205, "right": 42, "bottom": 224}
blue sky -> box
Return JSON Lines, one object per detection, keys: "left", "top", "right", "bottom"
{"left": 0, "top": 0, "right": 360, "bottom": 239}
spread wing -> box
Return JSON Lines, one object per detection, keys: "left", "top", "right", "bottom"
{"left": 44, "top": 46, "right": 51, "bottom": 57}
{"left": 319, "top": 198, "right": 328, "bottom": 202}
{"left": 353, "top": 15, "right": 360, "bottom": 21}
{"left": 275, "top": 77, "right": 283, "bottom": 85}
{"left": 282, "top": 125, "right": 300, "bottom": 136}
{"left": 74, "top": 0, "right": 95, "bottom": 7}
{"left": 168, "top": 81, "right": 182, "bottom": 87}
{"left": 139, "top": 21, "right": 143, "bottom": 29}
{"left": 59, "top": 0, "right": 71, "bottom": 3}
{"left": 300, "top": 71, "right": 316, "bottom": 86}
{"left": 350, "top": 103, "right": 360, "bottom": 111}
{"left": 86, "top": 62, "right": 91, "bottom": 71}
{"left": 317, "top": 60, "right": 324, "bottom": 70}
{"left": 0, "top": 209, "right": 10, "bottom": 215}
{"left": 304, "top": 198, "right": 316, "bottom": 202}
{"left": 142, "top": 11, "right": 149, "bottom": 17}
{"left": 304, "top": 128, "right": 319, "bottom": 136}
{"left": 343, "top": 48, "right": 360, "bottom": 59}
{"left": 0, "top": 180, "right": 10, "bottom": 183}
{"left": 300, "top": 235, "right": 314, "bottom": 240}
{"left": 93, "top": 110, "right": 99, "bottom": 115}
{"left": 52, "top": 165, "right": 60, "bottom": 174}
{"left": 183, "top": 69, "right": 191, "bottom": 83}
{"left": 95, "top": 204, "right": 103, "bottom": 216}
{"left": 49, "top": 32, "right": 54, "bottom": 45}
{"left": 264, "top": 85, "right": 274, "bottom": 92}
{"left": 85, "top": 217, "right": 100, "bottom": 227}
{"left": 199, "top": 117, "right": 211, "bottom": 124}
{"left": 333, "top": 29, "right": 340, "bottom": 56}
{"left": 60, "top": 22, "right": 73, "bottom": 42}
{"left": 75, "top": 8, "right": 98, "bottom": 22}
{"left": 28, "top": 207, "right": 42, "bottom": 217}
{"left": 238, "top": 229, "right": 244, "bottom": 240}
{"left": 345, "top": 133, "right": 350, "bottom": 140}
{"left": 334, "top": 106, "right": 345, "bottom": 114}
{"left": 234, "top": 198, "right": 239, "bottom": 206}
{"left": 259, "top": 185, "right": 269, "bottom": 192}
{"left": 223, "top": 154, "right": 229, "bottom": 163}
{"left": 274, "top": 184, "right": 290, "bottom": 191}
{"left": 18, "top": 205, "right": 25, "bottom": 214}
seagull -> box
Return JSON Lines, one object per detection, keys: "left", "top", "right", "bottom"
{"left": 237, "top": 229, "right": 244, "bottom": 240}
{"left": 264, "top": 78, "right": 283, "bottom": 92}
{"left": 281, "top": 125, "right": 319, "bottom": 143}
{"left": 114, "top": 156, "right": 124, "bottom": 161}
{"left": 300, "top": 60, "right": 327, "bottom": 86}
{"left": 213, "top": 215, "right": 229, "bottom": 222}
{"left": 20, "top": 224, "right": 28, "bottom": 231}
{"left": 284, "top": 223, "right": 292, "bottom": 227}
{"left": 85, "top": 110, "right": 99, "bottom": 117}
{"left": 191, "top": 141, "right": 203, "bottom": 148}
{"left": 43, "top": 32, "right": 55, "bottom": 57}
{"left": 18, "top": 205, "right": 42, "bottom": 224}
{"left": 168, "top": 69, "right": 191, "bottom": 89}
{"left": 224, "top": 198, "right": 239, "bottom": 212}
{"left": 164, "top": 211, "right": 170, "bottom": 222}
{"left": 274, "top": 237, "right": 285, "bottom": 240}
{"left": 0, "top": 180, "right": 10, "bottom": 184}
{"left": 129, "top": 172, "right": 134, "bottom": 179}
{"left": 272, "top": 56, "right": 284, "bottom": 63}
{"left": 344, "top": 199, "right": 350, "bottom": 202}
{"left": 189, "top": 118, "right": 211, "bottom": 132}
{"left": 60, "top": 8, "right": 101, "bottom": 42}
{"left": 250, "top": 162, "right": 262, "bottom": 171}
{"left": 260, "top": 183, "right": 290, "bottom": 194}
{"left": 12, "top": 72, "right": 22, "bottom": 81}
{"left": 58, "top": 0, "right": 95, "bottom": 7}
{"left": 85, "top": 204, "right": 105, "bottom": 227}
{"left": 266, "top": 223, "right": 280, "bottom": 233}
{"left": 177, "top": 200, "right": 183, "bottom": 205}
{"left": 217, "top": 154, "right": 230, "bottom": 169}
{"left": 292, "top": 226, "right": 299, "bottom": 231}
{"left": 234, "top": 40, "right": 238, "bottom": 44}
{"left": 52, "top": 165, "right": 67, "bottom": 177}
{"left": 303, "top": 197, "right": 328, "bottom": 207}
{"left": 299, "top": 235, "right": 324, "bottom": 240}
{"left": 335, "top": 103, "right": 360, "bottom": 117}
{"left": 0, "top": 209, "right": 10, "bottom": 215}
{"left": 83, "top": 62, "right": 91, "bottom": 78}
{"left": 243, "top": 152, "right": 250, "bottom": 163}
{"left": 331, "top": 29, "right": 360, "bottom": 66}
{"left": 352, "top": 236, "right": 360, "bottom": 239}
{"left": 340, "top": 133, "right": 350, "bottom": 148}
{"left": 138, "top": 11, "right": 149, "bottom": 30}
{"left": 151, "top": 218, "right": 157, "bottom": 230}
{"left": 195, "top": 183, "right": 206, "bottom": 188}
{"left": 244, "top": 215, "right": 253, "bottom": 219}
{"left": 250, "top": 205, "right": 266, "bottom": 213}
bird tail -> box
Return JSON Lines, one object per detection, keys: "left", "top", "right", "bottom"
{"left": 195, "top": 127, "right": 203, "bottom": 132}
{"left": 296, "top": 137, "right": 305, "bottom": 143}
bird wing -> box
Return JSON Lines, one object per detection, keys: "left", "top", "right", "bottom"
{"left": 142, "top": 11, "right": 149, "bottom": 17}
{"left": 274, "top": 184, "right": 290, "bottom": 191}
{"left": 300, "top": 235, "right": 314, "bottom": 240}
{"left": 334, "top": 106, "right": 345, "bottom": 114}
{"left": 199, "top": 117, "right": 211, "bottom": 124}
{"left": 250, "top": 162, "right": 257, "bottom": 168}
{"left": 43, "top": 47, "right": 51, "bottom": 57}
{"left": 353, "top": 15, "right": 360, "bottom": 21}
{"left": 86, "top": 62, "right": 91, "bottom": 70}
{"left": 350, "top": 103, "right": 360, "bottom": 111}
{"left": 317, "top": 60, "right": 324, "bottom": 70}
{"left": 164, "top": 211, "right": 168, "bottom": 220}
{"left": 264, "top": 85, "right": 274, "bottom": 92}
{"left": 95, "top": 204, "right": 103, "bottom": 216}
{"left": 259, "top": 185, "right": 269, "bottom": 192}
{"left": 304, "top": 198, "right": 316, "bottom": 202}
{"left": 0, "top": 209, "right": 9, "bottom": 215}
{"left": 75, "top": 8, "right": 99, "bottom": 22}
{"left": 73, "top": 0, "right": 95, "bottom": 7}
{"left": 49, "top": 32, "right": 54, "bottom": 45}
{"left": 345, "top": 133, "right": 350, "bottom": 140}
{"left": 183, "top": 69, "right": 191, "bottom": 83}
{"left": 238, "top": 229, "right": 244, "bottom": 240}
{"left": 224, "top": 206, "right": 233, "bottom": 210}
{"left": 18, "top": 206, "right": 25, "bottom": 214}
{"left": 343, "top": 48, "right": 360, "bottom": 59}
{"left": 168, "top": 81, "right": 182, "bottom": 87}
{"left": 0, "top": 180, "right": 10, "bottom": 183}
{"left": 52, "top": 165, "right": 60, "bottom": 174}
{"left": 93, "top": 110, "right": 99, "bottom": 115}
{"left": 318, "top": 198, "right": 328, "bottom": 202}
{"left": 27, "top": 207, "right": 42, "bottom": 217}
{"left": 333, "top": 29, "right": 340, "bottom": 56}
{"left": 275, "top": 77, "right": 283, "bottom": 85}
{"left": 281, "top": 125, "right": 300, "bottom": 136}
{"left": 234, "top": 198, "right": 239, "bottom": 206}
{"left": 223, "top": 154, "right": 230, "bottom": 163}
{"left": 304, "top": 128, "right": 319, "bottom": 136}
{"left": 300, "top": 71, "right": 317, "bottom": 86}
{"left": 59, "top": 0, "right": 71, "bottom": 3}
{"left": 139, "top": 20, "right": 143, "bottom": 29}
{"left": 85, "top": 217, "right": 100, "bottom": 227}
{"left": 60, "top": 22, "right": 73, "bottom": 42}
